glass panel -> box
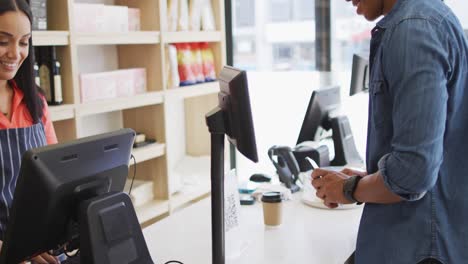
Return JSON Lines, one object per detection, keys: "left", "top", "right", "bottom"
{"left": 331, "top": 1, "right": 372, "bottom": 72}
{"left": 445, "top": 0, "right": 468, "bottom": 30}
{"left": 235, "top": 0, "right": 255, "bottom": 27}
{"left": 232, "top": 0, "right": 316, "bottom": 71}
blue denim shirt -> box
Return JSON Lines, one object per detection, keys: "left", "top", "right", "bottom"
{"left": 356, "top": 0, "right": 468, "bottom": 263}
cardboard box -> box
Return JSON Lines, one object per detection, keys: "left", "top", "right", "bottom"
{"left": 80, "top": 72, "right": 117, "bottom": 103}
{"left": 102, "top": 5, "right": 129, "bottom": 32}
{"left": 80, "top": 68, "right": 146, "bottom": 102}
{"left": 115, "top": 70, "right": 134, "bottom": 97}
{"left": 74, "top": 4, "right": 128, "bottom": 33}
{"left": 74, "top": 3, "right": 105, "bottom": 33}
{"left": 132, "top": 68, "right": 147, "bottom": 94}
{"left": 128, "top": 8, "right": 141, "bottom": 31}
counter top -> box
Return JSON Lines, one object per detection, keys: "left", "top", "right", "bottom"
{"left": 143, "top": 195, "right": 363, "bottom": 264}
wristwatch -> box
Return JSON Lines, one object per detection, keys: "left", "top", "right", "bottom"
{"left": 343, "top": 176, "right": 363, "bottom": 205}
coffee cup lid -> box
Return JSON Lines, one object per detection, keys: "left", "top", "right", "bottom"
{"left": 261, "top": 192, "right": 282, "bottom": 203}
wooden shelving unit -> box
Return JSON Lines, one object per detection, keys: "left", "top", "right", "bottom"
{"left": 37, "top": 0, "right": 226, "bottom": 225}
{"left": 32, "top": 31, "right": 69, "bottom": 46}
{"left": 132, "top": 142, "right": 166, "bottom": 164}
{"left": 165, "top": 81, "right": 220, "bottom": 98}
{"left": 162, "top": 31, "right": 223, "bottom": 43}
{"left": 75, "top": 31, "right": 160, "bottom": 45}
{"left": 135, "top": 199, "right": 170, "bottom": 226}
{"left": 170, "top": 180, "right": 211, "bottom": 211}
{"left": 75, "top": 91, "right": 164, "bottom": 117}
{"left": 49, "top": 104, "right": 75, "bottom": 122}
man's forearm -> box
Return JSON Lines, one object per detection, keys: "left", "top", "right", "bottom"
{"left": 353, "top": 171, "right": 402, "bottom": 204}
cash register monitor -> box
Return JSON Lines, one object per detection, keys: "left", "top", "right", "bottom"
{"left": 218, "top": 66, "right": 258, "bottom": 162}
{"left": 0, "top": 129, "right": 152, "bottom": 264}
{"left": 349, "top": 53, "right": 370, "bottom": 96}
{"left": 206, "top": 65, "right": 258, "bottom": 264}
{"left": 296, "top": 86, "right": 341, "bottom": 145}
{"left": 296, "top": 86, "right": 363, "bottom": 167}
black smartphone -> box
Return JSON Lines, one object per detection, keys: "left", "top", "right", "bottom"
{"left": 240, "top": 195, "right": 255, "bottom": 205}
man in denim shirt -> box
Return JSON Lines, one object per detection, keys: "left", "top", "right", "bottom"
{"left": 311, "top": 0, "right": 468, "bottom": 263}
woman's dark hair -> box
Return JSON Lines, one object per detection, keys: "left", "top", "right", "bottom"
{"left": 1, "top": 0, "right": 44, "bottom": 123}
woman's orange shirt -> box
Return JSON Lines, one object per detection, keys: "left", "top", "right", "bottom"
{"left": 0, "top": 82, "right": 58, "bottom": 144}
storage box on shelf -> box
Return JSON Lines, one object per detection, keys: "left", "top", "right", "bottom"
{"left": 37, "top": 0, "right": 226, "bottom": 225}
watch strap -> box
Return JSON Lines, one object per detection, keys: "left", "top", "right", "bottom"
{"left": 343, "top": 176, "right": 363, "bottom": 205}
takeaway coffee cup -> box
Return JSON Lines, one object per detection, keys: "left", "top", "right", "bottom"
{"left": 261, "top": 192, "right": 283, "bottom": 226}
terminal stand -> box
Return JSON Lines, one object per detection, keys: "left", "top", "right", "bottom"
{"left": 75, "top": 192, "right": 153, "bottom": 264}
{"left": 329, "top": 116, "right": 363, "bottom": 166}
{"left": 206, "top": 106, "right": 227, "bottom": 264}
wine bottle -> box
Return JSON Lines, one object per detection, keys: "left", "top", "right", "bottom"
{"left": 38, "top": 47, "right": 63, "bottom": 105}
{"left": 33, "top": 61, "right": 40, "bottom": 87}
{"left": 50, "top": 47, "right": 63, "bottom": 105}
{"left": 38, "top": 47, "right": 51, "bottom": 103}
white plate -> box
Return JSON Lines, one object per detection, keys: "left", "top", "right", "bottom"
{"left": 301, "top": 196, "right": 363, "bottom": 210}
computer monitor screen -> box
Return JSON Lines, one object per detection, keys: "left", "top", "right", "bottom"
{"left": 218, "top": 66, "right": 258, "bottom": 162}
{"left": 0, "top": 129, "right": 135, "bottom": 263}
{"left": 296, "top": 86, "right": 341, "bottom": 145}
{"left": 349, "top": 54, "right": 369, "bottom": 96}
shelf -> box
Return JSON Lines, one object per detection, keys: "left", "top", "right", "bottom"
{"left": 76, "top": 91, "right": 164, "bottom": 117}
{"left": 49, "top": 104, "right": 75, "bottom": 122}
{"left": 33, "top": 31, "right": 69, "bottom": 46}
{"left": 166, "top": 81, "right": 219, "bottom": 99}
{"left": 75, "top": 31, "right": 160, "bottom": 45}
{"left": 41, "top": 0, "right": 226, "bottom": 228}
{"left": 162, "top": 31, "right": 223, "bottom": 43}
{"left": 136, "top": 199, "right": 170, "bottom": 225}
{"left": 131, "top": 143, "right": 166, "bottom": 164}
{"left": 170, "top": 174, "right": 211, "bottom": 211}
{"left": 124, "top": 180, "right": 170, "bottom": 224}
{"left": 124, "top": 179, "right": 153, "bottom": 205}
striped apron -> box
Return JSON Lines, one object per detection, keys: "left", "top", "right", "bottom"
{"left": 0, "top": 122, "right": 47, "bottom": 240}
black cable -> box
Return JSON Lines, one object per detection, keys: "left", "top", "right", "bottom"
{"left": 128, "top": 154, "right": 137, "bottom": 195}
{"left": 164, "top": 261, "right": 184, "bottom": 264}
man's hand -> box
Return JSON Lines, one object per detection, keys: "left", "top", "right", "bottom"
{"left": 311, "top": 168, "right": 355, "bottom": 208}
{"left": 27, "top": 252, "right": 59, "bottom": 264}
{"left": 341, "top": 168, "right": 367, "bottom": 177}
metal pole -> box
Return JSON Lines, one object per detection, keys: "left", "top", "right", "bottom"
{"left": 211, "top": 132, "right": 225, "bottom": 264}
{"left": 315, "top": 0, "right": 331, "bottom": 71}
{"left": 206, "top": 106, "right": 227, "bottom": 264}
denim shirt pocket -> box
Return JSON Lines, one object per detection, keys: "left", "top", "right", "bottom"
{"left": 370, "top": 80, "right": 391, "bottom": 128}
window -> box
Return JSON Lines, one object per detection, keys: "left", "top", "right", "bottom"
{"left": 232, "top": 0, "right": 315, "bottom": 71}
{"left": 270, "top": 0, "right": 292, "bottom": 22}
{"left": 331, "top": 1, "right": 468, "bottom": 74}
{"left": 234, "top": 0, "right": 255, "bottom": 27}
{"left": 444, "top": 0, "right": 468, "bottom": 30}
{"left": 331, "top": 1, "right": 372, "bottom": 72}
{"left": 296, "top": 0, "right": 315, "bottom": 21}
{"left": 273, "top": 44, "right": 293, "bottom": 60}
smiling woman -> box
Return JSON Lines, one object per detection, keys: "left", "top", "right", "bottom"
{"left": 0, "top": 0, "right": 58, "bottom": 263}
{"left": 0, "top": 0, "right": 43, "bottom": 123}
